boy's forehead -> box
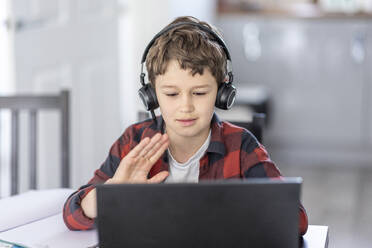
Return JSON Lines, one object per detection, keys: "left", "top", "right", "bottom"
{"left": 156, "top": 60, "right": 216, "bottom": 88}
{"left": 160, "top": 84, "right": 212, "bottom": 89}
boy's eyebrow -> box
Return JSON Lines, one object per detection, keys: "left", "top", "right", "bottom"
{"left": 160, "top": 84, "right": 212, "bottom": 89}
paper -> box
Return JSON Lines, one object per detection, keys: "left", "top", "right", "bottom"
{"left": 0, "top": 189, "right": 74, "bottom": 232}
{"left": 0, "top": 213, "right": 98, "bottom": 248}
{"left": 0, "top": 239, "right": 28, "bottom": 248}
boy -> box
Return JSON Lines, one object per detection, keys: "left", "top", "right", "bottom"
{"left": 63, "top": 16, "right": 308, "bottom": 235}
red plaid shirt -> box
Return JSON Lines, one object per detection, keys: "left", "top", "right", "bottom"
{"left": 63, "top": 113, "right": 308, "bottom": 235}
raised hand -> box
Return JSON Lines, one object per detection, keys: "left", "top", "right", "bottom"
{"left": 81, "top": 133, "right": 170, "bottom": 219}
{"left": 107, "top": 133, "right": 170, "bottom": 184}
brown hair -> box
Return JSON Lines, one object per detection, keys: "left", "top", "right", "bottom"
{"left": 145, "top": 16, "right": 227, "bottom": 87}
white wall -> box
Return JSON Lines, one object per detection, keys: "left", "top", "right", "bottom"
{"left": 5, "top": 0, "right": 121, "bottom": 194}
{"left": 1, "top": 0, "right": 217, "bottom": 196}
{"left": 0, "top": 0, "right": 14, "bottom": 197}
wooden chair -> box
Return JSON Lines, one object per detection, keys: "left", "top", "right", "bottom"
{"left": 0, "top": 90, "right": 70, "bottom": 195}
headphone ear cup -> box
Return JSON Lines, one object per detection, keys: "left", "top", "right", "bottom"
{"left": 138, "top": 83, "right": 159, "bottom": 111}
{"left": 215, "top": 83, "right": 237, "bottom": 110}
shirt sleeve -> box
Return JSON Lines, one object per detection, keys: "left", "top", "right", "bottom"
{"left": 62, "top": 126, "right": 133, "bottom": 230}
{"left": 240, "top": 131, "right": 309, "bottom": 236}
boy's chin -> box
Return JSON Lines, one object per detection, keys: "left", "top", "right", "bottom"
{"left": 172, "top": 126, "right": 209, "bottom": 139}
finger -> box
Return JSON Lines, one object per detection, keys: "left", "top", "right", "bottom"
{"left": 143, "top": 134, "right": 169, "bottom": 159}
{"left": 147, "top": 171, "right": 169, "bottom": 183}
{"left": 138, "top": 133, "right": 162, "bottom": 158}
{"left": 143, "top": 142, "right": 162, "bottom": 160}
{"left": 127, "top": 137, "right": 150, "bottom": 158}
{"left": 147, "top": 140, "right": 169, "bottom": 166}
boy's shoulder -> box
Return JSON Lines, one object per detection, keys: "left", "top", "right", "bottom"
{"left": 217, "top": 120, "right": 272, "bottom": 170}
{"left": 129, "top": 117, "right": 157, "bottom": 132}
{"left": 121, "top": 116, "right": 162, "bottom": 144}
{"left": 221, "top": 121, "right": 259, "bottom": 145}
{"left": 211, "top": 115, "right": 260, "bottom": 155}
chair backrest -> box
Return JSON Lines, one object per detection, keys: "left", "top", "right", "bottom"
{"left": 229, "top": 112, "right": 266, "bottom": 143}
{"left": 0, "top": 90, "right": 70, "bottom": 195}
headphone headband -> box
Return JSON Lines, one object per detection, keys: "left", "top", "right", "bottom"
{"left": 141, "top": 22, "right": 232, "bottom": 64}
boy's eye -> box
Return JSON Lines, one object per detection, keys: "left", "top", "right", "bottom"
{"left": 165, "top": 93, "right": 178, "bottom": 97}
{"left": 164, "top": 92, "right": 207, "bottom": 97}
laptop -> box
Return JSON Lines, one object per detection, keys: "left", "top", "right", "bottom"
{"left": 96, "top": 177, "right": 302, "bottom": 248}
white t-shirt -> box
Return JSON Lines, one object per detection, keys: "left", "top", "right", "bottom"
{"left": 165, "top": 130, "right": 211, "bottom": 183}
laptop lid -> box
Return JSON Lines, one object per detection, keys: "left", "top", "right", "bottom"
{"left": 96, "top": 177, "right": 302, "bottom": 248}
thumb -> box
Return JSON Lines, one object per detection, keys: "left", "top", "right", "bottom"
{"left": 147, "top": 171, "right": 169, "bottom": 184}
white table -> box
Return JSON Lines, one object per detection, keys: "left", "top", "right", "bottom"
{"left": 0, "top": 189, "right": 329, "bottom": 248}
{"left": 302, "top": 225, "right": 329, "bottom": 248}
{"left": 0, "top": 189, "right": 74, "bottom": 232}
{"left": 0, "top": 213, "right": 97, "bottom": 248}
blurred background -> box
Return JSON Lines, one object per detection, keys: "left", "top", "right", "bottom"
{"left": 1, "top": 0, "right": 372, "bottom": 247}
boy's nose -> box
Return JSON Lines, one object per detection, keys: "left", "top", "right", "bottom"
{"left": 179, "top": 95, "right": 195, "bottom": 113}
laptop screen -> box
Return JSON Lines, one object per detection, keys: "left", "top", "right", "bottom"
{"left": 96, "top": 178, "right": 302, "bottom": 248}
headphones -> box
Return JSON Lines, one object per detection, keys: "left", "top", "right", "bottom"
{"left": 139, "top": 21, "right": 236, "bottom": 121}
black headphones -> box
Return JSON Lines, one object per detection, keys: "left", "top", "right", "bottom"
{"left": 138, "top": 21, "right": 236, "bottom": 121}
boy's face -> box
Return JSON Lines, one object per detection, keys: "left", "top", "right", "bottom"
{"left": 155, "top": 59, "right": 218, "bottom": 140}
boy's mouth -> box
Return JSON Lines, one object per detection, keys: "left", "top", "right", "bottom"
{"left": 176, "top": 118, "right": 197, "bottom": 127}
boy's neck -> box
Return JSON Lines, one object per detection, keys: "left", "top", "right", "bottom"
{"left": 166, "top": 127, "right": 211, "bottom": 164}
